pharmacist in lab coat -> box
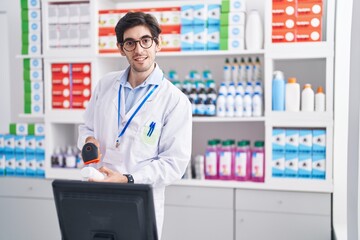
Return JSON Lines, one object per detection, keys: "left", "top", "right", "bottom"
{"left": 77, "top": 12, "right": 192, "bottom": 238}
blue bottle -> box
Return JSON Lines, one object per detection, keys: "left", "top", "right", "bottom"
{"left": 272, "top": 71, "right": 285, "bottom": 111}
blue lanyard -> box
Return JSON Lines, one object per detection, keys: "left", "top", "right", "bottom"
{"left": 116, "top": 83, "right": 159, "bottom": 147}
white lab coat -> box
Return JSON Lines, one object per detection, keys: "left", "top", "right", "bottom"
{"left": 78, "top": 64, "right": 192, "bottom": 238}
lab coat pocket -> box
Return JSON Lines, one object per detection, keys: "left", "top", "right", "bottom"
{"left": 140, "top": 120, "right": 161, "bottom": 146}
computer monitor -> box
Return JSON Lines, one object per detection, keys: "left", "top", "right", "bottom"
{"left": 52, "top": 180, "right": 158, "bottom": 240}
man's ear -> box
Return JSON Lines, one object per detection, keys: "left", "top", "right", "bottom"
{"left": 117, "top": 43, "right": 126, "bottom": 56}
{"left": 155, "top": 35, "right": 162, "bottom": 52}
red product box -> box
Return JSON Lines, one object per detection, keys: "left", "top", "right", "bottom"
{"left": 272, "top": 29, "right": 296, "bottom": 43}
{"left": 272, "top": 15, "right": 296, "bottom": 29}
{"left": 52, "top": 74, "right": 71, "bottom": 86}
{"left": 296, "top": 28, "right": 322, "bottom": 42}
{"left": 297, "top": 2, "right": 323, "bottom": 16}
{"left": 52, "top": 85, "right": 71, "bottom": 97}
{"left": 52, "top": 96, "right": 71, "bottom": 109}
{"left": 72, "top": 96, "right": 90, "bottom": 109}
{"left": 72, "top": 76, "right": 91, "bottom": 86}
{"left": 72, "top": 63, "right": 91, "bottom": 75}
{"left": 272, "top": 1, "right": 296, "bottom": 17}
{"left": 296, "top": 14, "right": 322, "bottom": 29}
{"left": 51, "top": 63, "right": 70, "bottom": 74}
{"left": 72, "top": 85, "right": 91, "bottom": 98}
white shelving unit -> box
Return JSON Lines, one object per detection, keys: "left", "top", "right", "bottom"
{"left": 38, "top": 0, "right": 336, "bottom": 196}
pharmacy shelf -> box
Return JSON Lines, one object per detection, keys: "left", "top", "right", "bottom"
{"left": 266, "top": 42, "right": 334, "bottom": 59}
{"left": 98, "top": 49, "right": 266, "bottom": 58}
{"left": 174, "top": 178, "right": 333, "bottom": 193}
{"left": 16, "top": 54, "right": 44, "bottom": 59}
{"left": 266, "top": 112, "right": 333, "bottom": 127}
{"left": 18, "top": 113, "right": 45, "bottom": 121}
{"left": 46, "top": 110, "right": 85, "bottom": 124}
{"left": 193, "top": 116, "right": 265, "bottom": 123}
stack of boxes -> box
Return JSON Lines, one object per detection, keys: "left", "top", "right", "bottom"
{"left": 0, "top": 123, "right": 45, "bottom": 178}
{"left": 272, "top": 128, "right": 326, "bottom": 179}
{"left": 24, "top": 59, "right": 44, "bottom": 114}
{"left": 180, "top": 4, "right": 221, "bottom": 51}
{"left": 21, "top": 0, "right": 44, "bottom": 115}
{"left": 47, "top": 2, "right": 91, "bottom": 48}
{"left": 51, "top": 62, "right": 91, "bottom": 109}
{"left": 220, "top": 0, "right": 247, "bottom": 50}
{"left": 272, "top": 0, "right": 323, "bottom": 43}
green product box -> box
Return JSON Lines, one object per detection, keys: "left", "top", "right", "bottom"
{"left": 22, "top": 32, "right": 30, "bottom": 45}
{"left": 24, "top": 102, "right": 31, "bottom": 114}
{"left": 220, "top": 38, "right": 228, "bottom": 50}
{"left": 24, "top": 81, "right": 31, "bottom": 92}
{"left": 28, "top": 124, "right": 35, "bottom": 135}
{"left": 21, "top": 0, "right": 41, "bottom": 9}
{"left": 9, "top": 123, "right": 17, "bottom": 135}
{"left": 23, "top": 68, "right": 31, "bottom": 81}
{"left": 221, "top": 0, "right": 246, "bottom": 13}
{"left": 220, "top": 26, "right": 229, "bottom": 39}
{"left": 24, "top": 92, "right": 32, "bottom": 104}
{"left": 21, "top": 20, "right": 29, "bottom": 33}
{"left": 23, "top": 59, "right": 31, "bottom": 70}
{"left": 221, "top": 0, "right": 230, "bottom": 13}
{"left": 22, "top": 43, "right": 29, "bottom": 55}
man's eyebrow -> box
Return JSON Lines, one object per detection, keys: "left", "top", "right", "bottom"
{"left": 123, "top": 35, "right": 152, "bottom": 42}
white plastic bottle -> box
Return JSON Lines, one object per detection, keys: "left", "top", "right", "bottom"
{"left": 301, "top": 84, "right": 315, "bottom": 112}
{"left": 246, "top": 57, "right": 253, "bottom": 83}
{"left": 81, "top": 166, "right": 105, "bottom": 181}
{"left": 285, "top": 77, "right": 300, "bottom": 112}
{"left": 243, "top": 92, "right": 252, "bottom": 117}
{"left": 223, "top": 58, "right": 231, "bottom": 82}
{"left": 216, "top": 93, "right": 226, "bottom": 117}
{"left": 219, "top": 82, "right": 228, "bottom": 96}
{"left": 253, "top": 57, "right": 262, "bottom": 81}
{"left": 238, "top": 57, "right": 246, "bottom": 83}
{"left": 245, "top": 10, "right": 264, "bottom": 50}
{"left": 252, "top": 92, "right": 262, "bottom": 117}
{"left": 234, "top": 93, "right": 243, "bottom": 117}
{"left": 253, "top": 81, "right": 262, "bottom": 95}
{"left": 225, "top": 93, "right": 235, "bottom": 117}
{"left": 245, "top": 82, "right": 254, "bottom": 95}
{"left": 236, "top": 82, "right": 245, "bottom": 96}
{"left": 315, "top": 86, "right": 326, "bottom": 112}
{"left": 228, "top": 82, "right": 236, "bottom": 97}
{"left": 231, "top": 58, "right": 239, "bottom": 83}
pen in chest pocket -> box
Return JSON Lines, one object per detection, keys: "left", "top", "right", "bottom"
{"left": 147, "top": 121, "right": 156, "bottom": 137}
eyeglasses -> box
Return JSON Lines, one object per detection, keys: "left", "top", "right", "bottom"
{"left": 121, "top": 36, "right": 157, "bottom": 52}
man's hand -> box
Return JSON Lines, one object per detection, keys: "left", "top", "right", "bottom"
{"left": 89, "top": 166, "right": 128, "bottom": 183}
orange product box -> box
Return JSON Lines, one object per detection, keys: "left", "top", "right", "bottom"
{"left": 51, "top": 63, "right": 70, "bottom": 74}
{"left": 272, "top": 15, "right": 296, "bottom": 29}
{"left": 296, "top": 14, "right": 322, "bottom": 29}
{"left": 272, "top": 0, "right": 296, "bottom": 3}
{"left": 72, "top": 85, "right": 91, "bottom": 98}
{"left": 296, "top": 28, "right": 321, "bottom": 42}
{"left": 272, "top": 29, "right": 296, "bottom": 43}
{"left": 160, "top": 33, "right": 181, "bottom": 52}
{"left": 72, "top": 63, "right": 91, "bottom": 75}
{"left": 52, "top": 96, "right": 71, "bottom": 109}
{"left": 72, "top": 96, "right": 90, "bottom": 109}
{"left": 52, "top": 74, "right": 71, "bottom": 86}
{"left": 52, "top": 85, "right": 71, "bottom": 97}
{"left": 297, "top": 2, "right": 323, "bottom": 16}
{"left": 272, "top": 1, "right": 296, "bottom": 17}
{"left": 72, "top": 76, "right": 91, "bottom": 86}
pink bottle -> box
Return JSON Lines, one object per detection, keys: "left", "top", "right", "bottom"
{"left": 234, "top": 140, "right": 251, "bottom": 181}
{"left": 218, "top": 140, "right": 235, "bottom": 180}
{"left": 251, "top": 141, "right": 265, "bottom": 182}
{"left": 205, "top": 139, "right": 219, "bottom": 179}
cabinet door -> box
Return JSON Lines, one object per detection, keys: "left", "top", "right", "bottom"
{"left": 163, "top": 206, "right": 233, "bottom": 240}
{"left": 235, "top": 211, "right": 330, "bottom": 240}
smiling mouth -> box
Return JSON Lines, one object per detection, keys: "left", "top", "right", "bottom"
{"left": 134, "top": 56, "right": 148, "bottom": 62}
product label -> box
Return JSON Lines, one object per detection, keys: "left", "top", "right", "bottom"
{"left": 205, "top": 151, "right": 217, "bottom": 176}
{"left": 219, "top": 152, "right": 232, "bottom": 176}
{"left": 235, "top": 152, "right": 247, "bottom": 177}
{"left": 252, "top": 152, "right": 264, "bottom": 177}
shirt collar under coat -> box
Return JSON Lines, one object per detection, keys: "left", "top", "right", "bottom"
{"left": 117, "top": 63, "right": 163, "bottom": 88}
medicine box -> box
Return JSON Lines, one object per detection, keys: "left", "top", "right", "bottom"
{"left": 285, "top": 129, "right": 299, "bottom": 153}
{"left": 312, "top": 129, "right": 326, "bottom": 154}
{"left": 207, "top": 25, "right": 220, "bottom": 50}
{"left": 221, "top": 0, "right": 247, "bottom": 13}
{"left": 4, "top": 134, "right": 15, "bottom": 153}
{"left": 160, "top": 8, "right": 181, "bottom": 26}
{"left": 298, "top": 154, "right": 312, "bottom": 178}
{"left": 272, "top": 29, "right": 296, "bottom": 42}
{"left": 207, "top": 4, "right": 221, "bottom": 25}
{"left": 35, "top": 136, "right": 45, "bottom": 154}
{"left": 193, "top": 4, "right": 206, "bottom": 26}
{"left": 193, "top": 25, "right": 206, "bottom": 50}
{"left": 0, "top": 153, "right": 5, "bottom": 176}
{"left": 285, "top": 153, "right": 298, "bottom": 177}
{"left": 272, "top": 152, "right": 285, "bottom": 177}
{"left": 21, "top": 9, "right": 41, "bottom": 22}
{"left": 0, "top": 134, "right": 4, "bottom": 153}
{"left": 220, "top": 25, "right": 245, "bottom": 39}
{"left": 181, "top": 5, "right": 193, "bottom": 26}
{"left": 272, "top": 128, "right": 286, "bottom": 153}
{"left": 312, "top": 153, "right": 325, "bottom": 179}
{"left": 34, "top": 123, "right": 45, "bottom": 136}
{"left": 299, "top": 129, "right": 312, "bottom": 153}
{"left": 220, "top": 38, "right": 245, "bottom": 50}
{"left": 5, "top": 152, "right": 15, "bottom": 176}
{"left": 79, "top": 3, "right": 91, "bottom": 23}
{"left": 24, "top": 58, "right": 42, "bottom": 70}
{"left": 36, "top": 153, "right": 45, "bottom": 177}
{"left": 21, "top": 0, "right": 41, "bottom": 9}
{"left": 25, "top": 135, "right": 36, "bottom": 154}
{"left": 15, "top": 152, "right": 26, "bottom": 176}
{"left": 25, "top": 152, "right": 36, "bottom": 176}
{"left": 180, "top": 25, "right": 194, "bottom": 51}
{"left": 15, "top": 135, "right": 26, "bottom": 153}
{"left": 220, "top": 12, "right": 246, "bottom": 26}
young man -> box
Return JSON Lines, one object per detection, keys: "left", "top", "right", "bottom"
{"left": 77, "top": 12, "right": 192, "bottom": 238}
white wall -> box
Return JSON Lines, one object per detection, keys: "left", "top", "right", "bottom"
{"left": 0, "top": 12, "right": 11, "bottom": 132}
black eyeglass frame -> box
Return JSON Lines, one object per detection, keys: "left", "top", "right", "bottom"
{"left": 120, "top": 36, "right": 158, "bottom": 52}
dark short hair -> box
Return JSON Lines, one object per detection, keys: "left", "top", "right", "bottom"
{"left": 115, "top": 12, "right": 161, "bottom": 45}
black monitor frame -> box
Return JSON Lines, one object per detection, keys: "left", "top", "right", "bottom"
{"left": 52, "top": 180, "right": 158, "bottom": 240}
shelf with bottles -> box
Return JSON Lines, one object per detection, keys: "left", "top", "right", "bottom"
{"left": 266, "top": 58, "right": 333, "bottom": 122}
